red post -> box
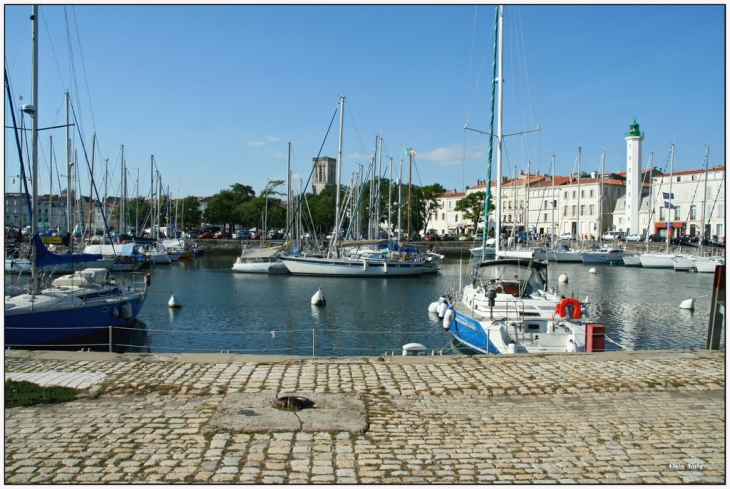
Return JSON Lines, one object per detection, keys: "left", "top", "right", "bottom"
{"left": 585, "top": 323, "right": 605, "bottom": 352}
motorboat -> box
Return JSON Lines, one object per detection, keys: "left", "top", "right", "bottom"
{"left": 622, "top": 251, "right": 642, "bottom": 267}
{"left": 434, "top": 258, "right": 599, "bottom": 354}
{"left": 232, "top": 248, "right": 289, "bottom": 274}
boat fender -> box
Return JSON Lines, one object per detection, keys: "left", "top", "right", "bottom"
{"left": 111, "top": 307, "right": 119, "bottom": 317}
{"left": 566, "top": 338, "right": 577, "bottom": 353}
{"left": 121, "top": 303, "right": 133, "bottom": 320}
{"left": 428, "top": 302, "right": 439, "bottom": 314}
{"left": 438, "top": 295, "right": 447, "bottom": 304}
{"left": 442, "top": 307, "right": 455, "bottom": 330}
{"left": 555, "top": 297, "right": 582, "bottom": 319}
{"left": 437, "top": 301, "right": 447, "bottom": 319}
{"left": 145, "top": 273, "right": 151, "bottom": 286}
{"left": 506, "top": 340, "right": 516, "bottom": 354}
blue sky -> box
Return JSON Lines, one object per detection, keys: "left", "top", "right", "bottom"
{"left": 4, "top": 4, "right": 725, "bottom": 201}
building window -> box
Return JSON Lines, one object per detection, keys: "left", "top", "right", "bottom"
{"left": 563, "top": 206, "right": 568, "bottom": 217}
{"left": 564, "top": 191, "right": 568, "bottom": 200}
{"left": 571, "top": 205, "right": 576, "bottom": 216}
{"left": 580, "top": 205, "right": 585, "bottom": 216}
{"left": 690, "top": 205, "right": 697, "bottom": 220}
{"left": 589, "top": 189, "right": 594, "bottom": 198}
{"left": 589, "top": 204, "right": 594, "bottom": 216}
{"left": 442, "top": 213, "right": 445, "bottom": 220}
{"left": 659, "top": 208, "right": 666, "bottom": 221}
{"left": 581, "top": 190, "right": 585, "bottom": 199}
{"left": 572, "top": 191, "right": 577, "bottom": 199}
{"left": 544, "top": 213, "right": 548, "bottom": 222}
{"left": 619, "top": 217, "right": 624, "bottom": 224}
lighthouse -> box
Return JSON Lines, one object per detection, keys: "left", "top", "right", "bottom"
{"left": 624, "top": 119, "right": 643, "bottom": 234}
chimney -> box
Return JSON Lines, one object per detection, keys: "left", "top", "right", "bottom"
{"left": 591, "top": 171, "right": 598, "bottom": 179}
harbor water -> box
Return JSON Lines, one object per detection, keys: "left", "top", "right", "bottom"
{"left": 82, "top": 253, "right": 720, "bottom": 356}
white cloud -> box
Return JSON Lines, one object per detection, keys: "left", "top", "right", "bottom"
{"left": 267, "top": 150, "right": 286, "bottom": 158}
{"left": 418, "top": 145, "right": 483, "bottom": 166}
{"left": 267, "top": 136, "right": 280, "bottom": 142}
{"left": 247, "top": 141, "right": 265, "bottom": 147}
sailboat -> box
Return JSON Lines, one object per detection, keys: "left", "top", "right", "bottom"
{"left": 4, "top": 6, "right": 149, "bottom": 347}
{"left": 280, "top": 97, "right": 425, "bottom": 277}
{"left": 639, "top": 144, "right": 692, "bottom": 268}
{"left": 434, "top": 6, "right": 598, "bottom": 354}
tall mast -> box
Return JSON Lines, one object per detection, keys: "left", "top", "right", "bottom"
{"left": 550, "top": 155, "right": 555, "bottom": 242}
{"left": 494, "top": 5, "right": 504, "bottom": 255}
{"left": 88, "top": 135, "right": 96, "bottom": 241}
{"left": 388, "top": 157, "right": 393, "bottom": 240}
{"left": 29, "top": 4, "right": 39, "bottom": 295}
{"left": 644, "top": 153, "right": 654, "bottom": 250}
{"left": 407, "top": 151, "right": 412, "bottom": 241}
{"left": 525, "top": 160, "right": 530, "bottom": 245}
{"left": 700, "top": 146, "right": 709, "bottom": 251}
{"left": 287, "top": 141, "right": 291, "bottom": 245}
{"left": 120, "top": 144, "right": 124, "bottom": 234}
{"left": 577, "top": 147, "right": 581, "bottom": 241}
{"left": 599, "top": 150, "right": 605, "bottom": 239}
{"left": 666, "top": 144, "right": 674, "bottom": 254}
{"left": 398, "top": 159, "right": 403, "bottom": 243}
{"left": 65, "top": 91, "right": 72, "bottom": 248}
{"left": 333, "top": 96, "right": 345, "bottom": 249}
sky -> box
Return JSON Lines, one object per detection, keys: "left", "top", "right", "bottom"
{"left": 3, "top": 4, "right": 725, "bottom": 201}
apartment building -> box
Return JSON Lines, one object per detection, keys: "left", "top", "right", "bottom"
{"left": 613, "top": 165, "right": 725, "bottom": 241}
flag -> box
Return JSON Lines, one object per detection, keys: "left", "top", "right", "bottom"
{"left": 405, "top": 148, "right": 416, "bottom": 157}
{"left": 662, "top": 192, "right": 674, "bottom": 200}
{"left": 663, "top": 201, "right": 676, "bottom": 209}
{"left": 19, "top": 95, "right": 23, "bottom": 100}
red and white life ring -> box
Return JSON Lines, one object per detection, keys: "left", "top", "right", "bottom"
{"left": 555, "top": 297, "right": 581, "bottom": 319}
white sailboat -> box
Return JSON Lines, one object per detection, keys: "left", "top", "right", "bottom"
{"left": 640, "top": 144, "right": 682, "bottom": 268}
{"left": 280, "top": 97, "right": 424, "bottom": 277}
{"left": 436, "top": 6, "right": 598, "bottom": 355}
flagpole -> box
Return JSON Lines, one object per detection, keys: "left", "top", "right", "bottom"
{"left": 666, "top": 144, "right": 674, "bottom": 254}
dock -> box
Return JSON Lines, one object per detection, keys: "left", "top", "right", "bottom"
{"left": 4, "top": 349, "right": 725, "bottom": 483}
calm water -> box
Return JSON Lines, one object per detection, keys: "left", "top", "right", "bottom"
{"left": 101, "top": 253, "right": 719, "bottom": 355}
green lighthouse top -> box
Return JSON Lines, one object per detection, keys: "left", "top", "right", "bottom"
{"left": 625, "top": 119, "right": 644, "bottom": 138}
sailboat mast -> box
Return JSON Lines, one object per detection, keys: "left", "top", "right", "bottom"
{"left": 494, "top": 5, "right": 504, "bottom": 255}
{"left": 577, "top": 147, "right": 581, "bottom": 241}
{"left": 407, "top": 152, "right": 412, "bottom": 241}
{"left": 333, "top": 96, "right": 345, "bottom": 249}
{"left": 599, "top": 150, "right": 605, "bottom": 239}
{"left": 398, "top": 159, "right": 403, "bottom": 243}
{"left": 644, "top": 153, "right": 654, "bottom": 250}
{"left": 666, "top": 144, "right": 674, "bottom": 254}
{"left": 29, "top": 4, "right": 39, "bottom": 295}
{"left": 388, "top": 157, "right": 393, "bottom": 240}
{"left": 88, "top": 135, "right": 96, "bottom": 241}
{"left": 66, "top": 91, "right": 72, "bottom": 245}
{"left": 287, "top": 141, "right": 291, "bottom": 245}
{"left": 550, "top": 155, "right": 555, "bottom": 241}
{"left": 700, "top": 146, "right": 709, "bottom": 248}
{"left": 525, "top": 160, "right": 530, "bottom": 244}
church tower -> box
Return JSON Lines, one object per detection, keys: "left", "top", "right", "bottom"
{"left": 311, "top": 156, "right": 337, "bottom": 195}
{"left": 624, "top": 119, "right": 643, "bottom": 234}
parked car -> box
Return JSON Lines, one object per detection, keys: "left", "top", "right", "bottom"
{"left": 457, "top": 234, "right": 472, "bottom": 241}
{"left": 648, "top": 234, "right": 665, "bottom": 242}
{"left": 233, "top": 231, "right": 249, "bottom": 239}
{"left": 249, "top": 231, "right": 262, "bottom": 240}
{"left": 559, "top": 232, "right": 574, "bottom": 240}
{"left": 213, "top": 231, "right": 232, "bottom": 239}
{"left": 424, "top": 234, "right": 441, "bottom": 242}
{"left": 625, "top": 233, "right": 642, "bottom": 242}
{"left": 267, "top": 231, "right": 284, "bottom": 240}
{"left": 440, "top": 233, "right": 455, "bottom": 241}
{"left": 198, "top": 231, "right": 215, "bottom": 239}
{"left": 670, "top": 236, "right": 698, "bottom": 246}
{"left": 602, "top": 231, "right": 625, "bottom": 241}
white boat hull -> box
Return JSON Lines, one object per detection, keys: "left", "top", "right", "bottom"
{"left": 639, "top": 253, "right": 676, "bottom": 268}
{"left": 553, "top": 251, "right": 583, "bottom": 262}
{"left": 622, "top": 253, "right": 642, "bottom": 267}
{"left": 280, "top": 256, "right": 423, "bottom": 276}
{"left": 582, "top": 249, "right": 625, "bottom": 265}
{"left": 695, "top": 257, "right": 724, "bottom": 273}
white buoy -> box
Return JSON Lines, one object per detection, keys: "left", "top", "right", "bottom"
{"left": 588, "top": 268, "right": 597, "bottom": 274}
{"left": 559, "top": 274, "right": 569, "bottom": 283}
{"left": 402, "top": 343, "right": 427, "bottom": 356}
{"left": 428, "top": 302, "right": 439, "bottom": 313}
{"left": 680, "top": 298, "right": 695, "bottom": 310}
{"left": 168, "top": 293, "right": 182, "bottom": 308}
{"left": 437, "top": 301, "right": 448, "bottom": 318}
{"left": 311, "top": 287, "right": 326, "bottom": 306}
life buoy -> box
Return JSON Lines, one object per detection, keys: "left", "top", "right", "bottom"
{"left": 555, "top": 297, "right": 581, "bottom": 319}
{"left": 145, "top": 273, "right": 151, "bottom": 286}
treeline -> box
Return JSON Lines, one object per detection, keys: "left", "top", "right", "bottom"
{"left": 200, "top": 180, "right": 450, "bottom": 236}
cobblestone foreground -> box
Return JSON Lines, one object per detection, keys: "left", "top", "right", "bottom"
{"left": 5, "top": 349, "right": 725, "bottom": 484}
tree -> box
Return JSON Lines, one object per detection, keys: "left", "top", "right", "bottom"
{"left": 455, "top": 191, "right": 494, "bottom": 233}
{"left": 204, "top": 189, "right": 236, "bottom": 230}
{"left": 178, "top": 196, "right": 202, "bottom": 230}
{"left": 416, "top": 183, "right": 446, "bottom": 234}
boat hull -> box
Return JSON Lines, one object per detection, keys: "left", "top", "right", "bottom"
{"left": 280, "top": 256, "right": 423, "bottom": 276}
{"left": 639, "top": 253, "right": 676, "bottom": 268}
{"left": 582, "top": 251, "right": 625, "bottom": 265}
{"left": 5, "top": 290, "right": 147, "bottom": 346}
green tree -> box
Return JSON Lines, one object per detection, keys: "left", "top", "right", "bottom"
{"left": 203, "top": 189, "right": 236, "bottom": 230}
{"left": 454, "top": 191, "right": 494, "bottom": 233}
{"left": 178, "top": 196, "right": 203, "bottom": 230}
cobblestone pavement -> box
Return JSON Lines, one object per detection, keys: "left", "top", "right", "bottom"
{"left": 4, "top": 349, "right": 725, "bottom": 484}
